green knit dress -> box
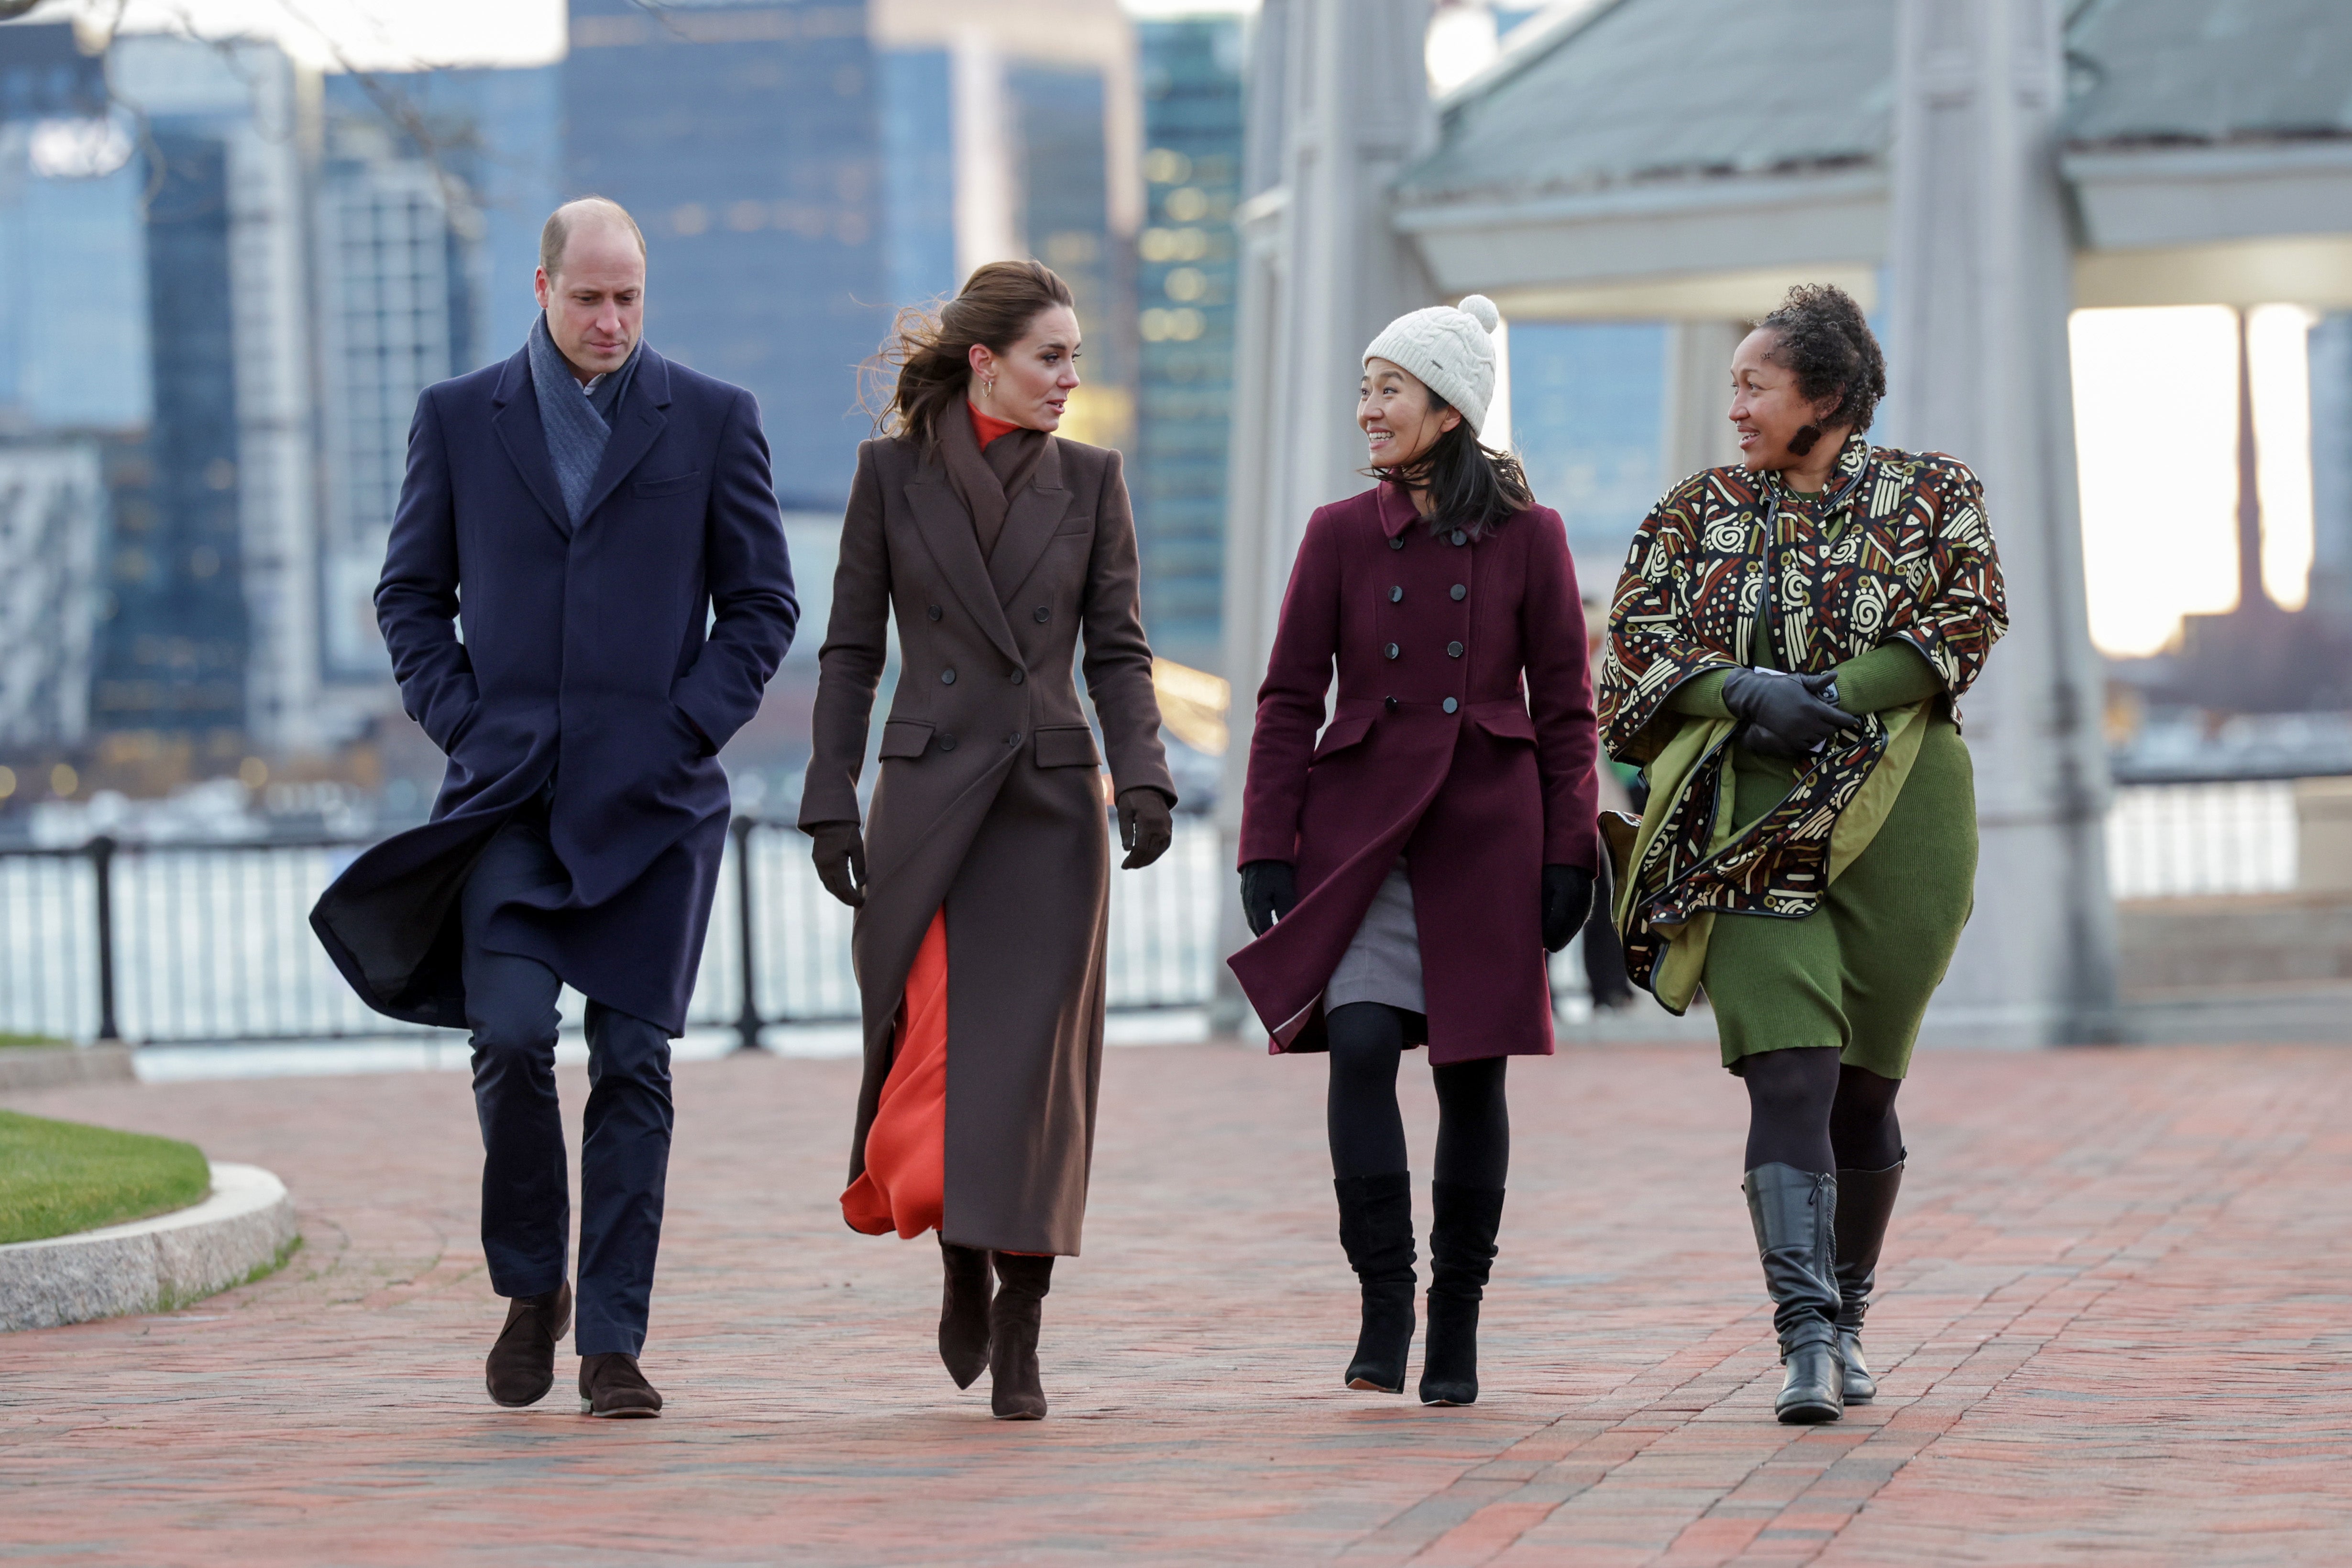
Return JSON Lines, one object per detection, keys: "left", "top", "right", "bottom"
{"left": 1669, "top": 641, "right": 1977, "bottom": 1078}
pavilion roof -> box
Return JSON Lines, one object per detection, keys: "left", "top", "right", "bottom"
{"left": 1395, "top": 0, "right": 2352, "bottom": 209}
{"left": 2066, "top": 0, "right": 2352, "bottom": 150}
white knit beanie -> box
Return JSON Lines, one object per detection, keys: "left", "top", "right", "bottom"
{"left": 1363, "top": 294, "right": 1501, "bottom": 435}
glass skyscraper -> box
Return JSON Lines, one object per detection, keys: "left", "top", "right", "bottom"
{"left": 565, "top": 0, "right": 889, "bottom": 510}
{"left": 1132, "top": 17, "right": 1245, "bottom": 675}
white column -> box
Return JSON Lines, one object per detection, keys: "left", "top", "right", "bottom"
{"left": 1882, "top": 0, "right": 2118, "bottom": 1045}
{"left": 1211, "top": 0, "right": 1436, "bottom": 1031}
{"left": 1659, "top": 319, "right": 1746, "bottom": 487}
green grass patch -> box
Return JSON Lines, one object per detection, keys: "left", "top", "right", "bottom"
{"left": 0, "top": 1034, "right": 70, "bottom": 1049}
{"left": 0, "top": 1110, "right": 209, "bottom": 1245}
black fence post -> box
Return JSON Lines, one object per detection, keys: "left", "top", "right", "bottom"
{"left": 89, "top": 835, "right": 121, "bottom": 1043}
{"left": 731, "top": 815, "right": 763, "bottom": 1053}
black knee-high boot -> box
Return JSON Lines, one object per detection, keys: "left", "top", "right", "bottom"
{"left": 1743, "top": 1163, "right": 1843, "bottom": 1424}
{"left": 1832, "top": 1158, "right": 1903, "bottom": 1403}
{"left": 939, "top": 1238, "right": 993, "bottom": 1389}
{"left": 1333, "top": 1172, "right": 1416, "bottom": 1393}
{"left": 1418, "top": 1181, "right": 1504, "bottom": 1406}
{"left": 987, "top": 1253, "right": 1053, "bottom": 1420}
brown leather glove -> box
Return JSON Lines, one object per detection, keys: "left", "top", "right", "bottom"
{"left": 1117, "top": 787, "right": 1175, "bottom": 870}
{"left": 807, "top": 820, "right": 867, "bottom": 909}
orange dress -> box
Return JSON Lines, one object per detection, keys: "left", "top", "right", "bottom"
{"left": 839, "top": 401, "right": 1026, "bottom": 1239}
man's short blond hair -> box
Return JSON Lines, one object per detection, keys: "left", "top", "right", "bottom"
{"left": 540, "top": 197, "right": 647, "bottom": 280}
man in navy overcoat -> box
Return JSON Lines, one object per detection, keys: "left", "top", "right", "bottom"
{"left": 312, "top": 199, "right": 797, "bottom": 1416}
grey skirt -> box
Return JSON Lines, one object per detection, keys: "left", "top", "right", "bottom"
{"left": 1325, "top": 857, "right": 1426, "bottom": 1015}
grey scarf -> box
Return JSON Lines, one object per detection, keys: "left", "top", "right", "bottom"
{"left": 528, "top": 314, "right": 640, "bottom": 526}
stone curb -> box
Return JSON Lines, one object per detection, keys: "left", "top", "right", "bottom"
{"left": 0, "top": 1045, "right": 136, "bottom": 1094}
{"left": 0, "top": 1163, "right": 298, "bottom": 1332}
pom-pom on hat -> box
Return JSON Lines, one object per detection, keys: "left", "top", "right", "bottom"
{"left": 1363, "top": 294, "right": 1501, "bottom": 436}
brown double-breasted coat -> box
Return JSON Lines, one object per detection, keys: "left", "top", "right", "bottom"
{"left": 799, "top": 430, "right": 1172, "bottom": 1256}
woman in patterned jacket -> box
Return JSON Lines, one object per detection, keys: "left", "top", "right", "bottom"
{"left": 1598, "top": 285, "right": 2006, "bottom": 1426}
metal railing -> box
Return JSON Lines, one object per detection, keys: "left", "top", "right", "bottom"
{"left": 2104, "top": 779, "right": 2299, "bottom": 899}
{"left": 0, "top": 817, "right": 1223, "bottom": 1048}
{"left": 0, "top": 779, "right": 2327, "bottom": 1046}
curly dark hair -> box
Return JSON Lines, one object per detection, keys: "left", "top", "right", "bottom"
{"left": 1756, "top": 283, "right": 1887, "bottom": 437}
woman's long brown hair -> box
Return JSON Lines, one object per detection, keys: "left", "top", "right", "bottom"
{"left": 863, "top": 260, "right": 1077, "bottom": 452}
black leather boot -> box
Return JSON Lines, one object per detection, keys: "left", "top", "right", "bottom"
{"left": 1744, "top": 1163, "right": 1844, "bottom": 1425}
{"left": 986, "top": 1253, "right": 1053, "bottom": 1420}
{"left": 939, "top": 1238, "right": 993, "bottom": 1390}
{"left": 1833, "top": 1158, "right": 1904, "bottom": 1404}
{"left": 1418, "top": 1181, "right": 1504, "bottom": 1406}
{"left": 1333, "top": 1172, "right": 1416, "bottom": 1393}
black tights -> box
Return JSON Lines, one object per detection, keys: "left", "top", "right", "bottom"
{"left": 1325, "top": 1002, "right": 1509, "bottom": 1189}
{"left": 1739, "top": 1046, "right": 1905, "bottom": 1175}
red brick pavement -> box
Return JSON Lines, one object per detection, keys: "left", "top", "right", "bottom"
{"left": 5, "top": 1042, "right": 2352, "bottom": 1566}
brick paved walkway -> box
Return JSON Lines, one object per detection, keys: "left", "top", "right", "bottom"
{"left": 5, "top": 1041, "right": 2352, "bottom": 1566}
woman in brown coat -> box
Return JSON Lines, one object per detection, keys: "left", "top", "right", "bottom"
{"left": 798, "top": 261, "right": 1176, "bottom": 1420}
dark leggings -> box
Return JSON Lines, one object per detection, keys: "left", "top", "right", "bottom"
{"left": 1326, "top": 1001, "right": 1510, "bottom": 1189}
{"left": 1739, "top": 1046, "right": 1905, "bottom": 1174}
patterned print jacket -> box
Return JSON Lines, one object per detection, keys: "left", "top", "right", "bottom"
{"left": 1597, "top": 433, "right": 2007, "bottom": 996}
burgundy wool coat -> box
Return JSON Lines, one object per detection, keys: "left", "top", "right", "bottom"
{"left": 1229, "top": 483, "right": 1600, "bottom": 1063}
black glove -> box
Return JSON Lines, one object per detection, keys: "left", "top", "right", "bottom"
{"left": 807, "top": 820, "right": 867, "bottom": 909}
{"left": 1118, "top": 787, "right": 1174, "bottom": 870}
{"left": 1239, "top": 859, "right": 1297, "bottom": 937}
{"left": 1720, "top": 667, "right": 1857, "bottom": 759}
{"left": 1542, "top": 864, "right": 1594, "bottom": 954}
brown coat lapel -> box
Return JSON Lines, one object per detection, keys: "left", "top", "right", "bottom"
{"left": 985, "top": 435, "right": 1073, "bottom": 605}
{"left": 905, "top": 460, "right": 1024, "bottom": 669}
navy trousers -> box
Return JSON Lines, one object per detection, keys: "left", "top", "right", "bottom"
{"left": 462, "top": 813, "right": 674, "bottom": 1358}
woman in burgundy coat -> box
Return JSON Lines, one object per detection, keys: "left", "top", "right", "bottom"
{"left": 1228, "top": 296, "right": 1601, "bottom": 1406}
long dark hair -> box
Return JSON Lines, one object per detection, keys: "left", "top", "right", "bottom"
{"left": 1367, "top": 391, "right": 1535, "bottom": 539}
{"left": 863, "top": 259, "right": 1076, "bottom": 451}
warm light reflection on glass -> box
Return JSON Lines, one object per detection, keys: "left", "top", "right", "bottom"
{"left": 2070, "top": 306, "right": 2241, "bottom": 657}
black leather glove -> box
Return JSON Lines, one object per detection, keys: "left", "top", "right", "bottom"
{"left": 1118, "top": 787, "right": 1174, "bottom": 870}
{"left": 1542, "top": 864, "right": 1594, "bottom": 954}
{"left": 807, "top": 821, "right": 867, "bottom": 909}
{"left": 1239, "top": 859, "right": 1297, "bottom": 937}
{"left": 1720, "top": 668, "right": 1857, "bottom": 759}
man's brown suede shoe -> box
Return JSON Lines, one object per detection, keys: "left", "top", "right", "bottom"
{"left": 484, "top": 1282, "right": 572, "bottom": 1408}
{"left": 579, "top": 1352, "right": 663, "bottom": 1418}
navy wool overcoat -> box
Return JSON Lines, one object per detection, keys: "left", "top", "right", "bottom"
{"left": 312, "top": 343, "right": 798, "bottom": 1034}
